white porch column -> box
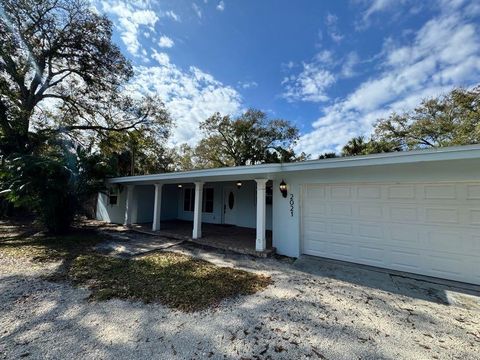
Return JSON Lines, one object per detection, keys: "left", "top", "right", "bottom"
{"left": 124, "top": 184, "right": 135, "bottom": 226}
{"left": 255, "top": 179, "right": 268, "bottom": 251}
{"left": 152, "top": 183, "right": 163, "bottom": 231}
{"left": 192, "top": 182, "right": 204, "bottom": 239}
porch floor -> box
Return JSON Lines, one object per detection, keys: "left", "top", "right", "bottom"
{"left": 131, "top": 220, "right": 274, "bottom": 257}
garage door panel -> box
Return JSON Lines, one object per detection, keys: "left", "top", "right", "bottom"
{"left": 425, "top": 207, "right": 459, "bottom": 224}
{"left": 424, "top": 184, "right": 457, "bottom": 199}
{"left": 425, "top": 230, "right": 465, "bottom": 253}
{"left": 358, "top": 223, "right": 383, "bottom": 239}
{"left": 467, "top": 185, "right": 480, "bottom": 199}
{"left": 389, "top": 248, "right": 423, "bottom": 271}
{"left": 469, "top": 209, "right": 480, "bottom": 225}
{"left": 330, "top": 222, "right": 353, "bottom": 235}
{"left": 357, "top": 246, "right": 386, "bottom": 265}
{"left": 357, "top": 185, "right": 382, "bottom": 199}
{"left": 302, "top": 182, "right": 480, "bottom": 285}
{"left": 389, "top": 206, "right": 418, "bottom": 222}
{"left": 330, "top": 186, "right": 352, "bottom": 199}
{"left": 427, "top": 254, "right": 466, "bottom": 278}
{"left": 388, "top": 185, "right": 416, "bottom": 199}
{"left": 358, "top": 204, "right": 384, "bottom": 219}
{"left": 329, "top": 203, "right": 352, "bottom": 217}
{"left": 327, "top": 242, "right": 355, "bottom": 259}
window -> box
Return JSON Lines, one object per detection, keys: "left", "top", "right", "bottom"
{"left": 183, "top": 188, "right": 195, "bottom": 212}
{"left": 266, "top": 185, "right": 273, "bottom": 205}
{"left": 108, "top": 187, "right": 119, "bottom": 206}
{"left": 203, "top": 188, "right": 214, "bottom": 213}
{"left": 183, "top": 187, "right": 214, "bottom": 213}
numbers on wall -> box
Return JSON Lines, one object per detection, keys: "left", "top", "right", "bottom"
{"left": 289, "top": 193, "right": 294, "bottom": 217}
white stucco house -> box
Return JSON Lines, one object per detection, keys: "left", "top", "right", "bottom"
{"left": 97, "top": 144, "right": 480, "bottom": 285}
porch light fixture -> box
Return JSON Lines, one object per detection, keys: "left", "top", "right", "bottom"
{"left": 279, "top": 180, "right": 288, "bottom": 198}
{"left": 178, "top": 184, "right": 183, "bottom": 188}
{"left": 236, "top": 181, "right": 242, "bottom": 189}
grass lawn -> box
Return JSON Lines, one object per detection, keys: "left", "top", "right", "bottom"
{"left": 0, "top": 220, "right": 271, "bottom": 311}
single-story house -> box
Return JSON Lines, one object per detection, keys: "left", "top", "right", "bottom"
{"left": 97, "top": 144, "right": 480, "bottom": 285}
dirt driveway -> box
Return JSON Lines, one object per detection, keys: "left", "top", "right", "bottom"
{"left": 1, "top": 235, "right": 479, "bottom": 360}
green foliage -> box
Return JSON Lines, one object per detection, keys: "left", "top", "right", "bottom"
{"left": 373, "top": 86, "right": 480, "bottom": 150}
{"left": 318, "top": 152, "right": 338, "bottom": 159}
{"left": 189, "top": 108, "right": 306, "bottom": 168}
{"left": 0, "top": 0, "right": 172, "bottom": 230}
{"left": 341, "top": 136, "right": 401, "bottom": 156}
{"left": 340, "top": 86, "right": 480, "bottom": 157}
{"left": 1, "top": 141, "right": 114, "bottom": 233}
{"left": 98, "top": 126, "right": 174, "bottom": 176}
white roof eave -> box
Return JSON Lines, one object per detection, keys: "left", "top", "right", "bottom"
{"left": 106, "top": 144, "right": 480, "bottom": 185}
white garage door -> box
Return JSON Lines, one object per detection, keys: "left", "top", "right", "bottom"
{"left": 302, "top": 182, "right": 480, "bottom": 285}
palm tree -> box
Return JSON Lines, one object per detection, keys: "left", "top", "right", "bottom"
{"left": 341, "top": 136, "right": 367, "bottom": 156}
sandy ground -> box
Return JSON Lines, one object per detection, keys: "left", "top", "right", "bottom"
{"left": 1, "top": 237, "right": 480, "bottom": 360}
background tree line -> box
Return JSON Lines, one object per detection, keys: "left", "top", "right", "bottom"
{"left": 1, "top": 0, "right": 479, "bottom": 233}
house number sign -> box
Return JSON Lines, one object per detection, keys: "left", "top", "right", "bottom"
{"left": 289, "top": 194, "right": 294, "bottom": 217}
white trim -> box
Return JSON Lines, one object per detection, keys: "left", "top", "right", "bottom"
{"left": 152, "top": 183, "right": 163, "bottom": 231}
{"left": 106, "top": 145, "right": 480, "bottom": 185}
{"left": 192, "top": 182, "right": 204, "bottom": 239}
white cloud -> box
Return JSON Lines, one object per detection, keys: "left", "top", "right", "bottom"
{"left": 282, "top": 64, "right": 335, "bottom": 103}
{"left": 216, "top": 1, "right": 225, "bottom": 11}
{"left": 282, "top": 50, "right": 337, "bottom": 102}
{"left": 363, "top": 0, "right": 398, "bottom": 19}
{"left": 127, "top": 56, "right": 242, "bottom": 146}
{"left": 192, "top": 3, "right": 202, "bottom": 18}
{"left": 341, "top": 52, "right": 360, "bottom": 78}
{"left": 356, "top": 0, "right": 411, "bottom": 29}
{"left": 151, "top": 50, "right": 170, "bottom": 66}
{"left": 296, "top": 6, "right": 480, "bottom": 156}
{"left": 238, "top": 81, "right": 258, "bottom": 89}
{"left": 164, "top": 10, "right": 180, "bottom": 21}
{"left": 325, "top": 12, "right": 344, "bottom": 43}
{"left": 158, "top": 35, "right": 174, "bottom": 48}
{"left": 101, "top": 1, "right": 158, "bottom": 56}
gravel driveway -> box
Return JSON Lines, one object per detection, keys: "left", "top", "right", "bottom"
{"left": 1, "top": 239, "right": 479, "bottom": 360}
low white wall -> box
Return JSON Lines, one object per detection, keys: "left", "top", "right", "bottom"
{"left": 96, "top": 187, "right": 127, "bottom": 224}
{"left": 272, "top": 158, "right": 480, "bottom": 258}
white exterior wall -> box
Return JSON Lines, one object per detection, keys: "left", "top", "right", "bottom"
{"left": 176, "top": 181, "right": 272, "bottom": 230}
{"left": 96, "top": 187, "right": 127, "bottom": 224}
{"left": 273, "top": 158, "right": 480, "bottom": 258}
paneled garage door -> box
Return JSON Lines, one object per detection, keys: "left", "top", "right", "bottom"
{"left": 302, "top": 182, "right": 480, "bottom": 285}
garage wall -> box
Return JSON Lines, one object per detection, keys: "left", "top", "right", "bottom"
{"left": 272, "top": 158, "right": 480, "bottom": 258}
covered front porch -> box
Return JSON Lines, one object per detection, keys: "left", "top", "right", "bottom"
{"left": 98, "top": 173, "right": 277, "bottom": 257}
{"left": 132, "top": 220, "right": 274, "bottom": 257}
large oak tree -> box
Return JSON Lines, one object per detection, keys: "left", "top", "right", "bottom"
{"left": 0, "top": 0, "right": 170, "bottom": 157}
{"left": 192, "top": 109, "right": 306, "bottom": 168}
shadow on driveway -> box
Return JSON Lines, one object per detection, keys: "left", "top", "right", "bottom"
{"left": 293, "top": 255, "right": 480, "bottom": 309}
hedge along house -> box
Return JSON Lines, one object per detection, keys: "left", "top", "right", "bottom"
{"left": 97, "top": 144, "right": 480, "bottom": 285}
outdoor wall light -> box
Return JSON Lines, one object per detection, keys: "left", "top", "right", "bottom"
{"left": 236, "top": 181, "right": 242, "bottom": 189}
{"left": 279, "top": 180, "right": 288, "bottom": 198}
{"left": 178, "top": 184, "right": 183, "bottom": 188}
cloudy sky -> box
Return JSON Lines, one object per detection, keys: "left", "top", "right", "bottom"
{"left": 95, "top": 0, "right": 480, "bottom": 157}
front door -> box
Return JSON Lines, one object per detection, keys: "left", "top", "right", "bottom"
{"left": 223, "top": 187, "right": 237, "bottom": 225}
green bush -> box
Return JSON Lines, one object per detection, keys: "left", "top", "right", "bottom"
{"left": 0, "top": 143, "right": 112, "bottom": 233}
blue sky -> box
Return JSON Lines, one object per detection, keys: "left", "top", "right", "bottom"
{"left": 96, "top": 0, "right": 480, "bottom": 157}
